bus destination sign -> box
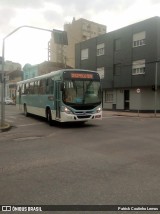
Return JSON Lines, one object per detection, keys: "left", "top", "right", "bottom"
{"left": 71, "top": 73, "right": 93, "bottom": 79}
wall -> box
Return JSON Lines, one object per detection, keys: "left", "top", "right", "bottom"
{"left": 103, "top": 88, "right": 160, "bottom": 111}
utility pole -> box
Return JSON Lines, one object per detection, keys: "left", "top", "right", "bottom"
{"left": 1, "top": 39, "right": 5, "bottom": 127}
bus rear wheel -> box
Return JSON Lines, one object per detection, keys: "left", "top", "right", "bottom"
{"left": 46, "top": 108, "right": 52, "bottom": 126}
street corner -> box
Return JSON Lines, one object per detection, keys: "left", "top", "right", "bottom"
{"left": 0, "top": 122, "right": 12, "bottom": 132}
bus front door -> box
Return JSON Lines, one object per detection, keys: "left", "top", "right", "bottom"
{"left": 55, "top": 81, "right": 61, "bottom": 119}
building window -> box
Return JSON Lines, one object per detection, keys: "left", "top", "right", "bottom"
{"left": 133, "top": 31, "right": 146, "bottom": 47}
{"left": 114, "top": 64, "right": 121, "bottom": 76}
{"left": 97, "top": 43, "right": 105, "bottom": 56}
{"left": 114, "top": 39, "right": 121, "bottom": 51}
{"left": 97, "top": 67, "right": 104, "bottom": 79}
{"left": 132, "top": 59, "right": 145, "bottom": 75}
{"left": 105, "top": 91, "right": 113, "bottom": 103}
{"left": 81, "top": 48, "right": 89, "bottom": 60}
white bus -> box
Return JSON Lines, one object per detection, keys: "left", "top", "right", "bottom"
{"left": 16, "top": 69, "right": 102, "bottom": 125}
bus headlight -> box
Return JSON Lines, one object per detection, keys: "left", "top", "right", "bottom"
{"left": 96, "top": 107, "right": 101, "bottom": 113}
{"left": 62, "top": 106, "right": 72, "bottom": 114}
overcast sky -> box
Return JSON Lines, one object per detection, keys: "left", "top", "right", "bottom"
{"left": 0, "top": 0, "right": 160, "bottom": 67}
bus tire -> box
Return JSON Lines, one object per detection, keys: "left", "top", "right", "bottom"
{"left": 46, "top": 108, "right": 52, "bottom": 126}
{"left": 24, "top": 104, "right": 28, "bottom": 117}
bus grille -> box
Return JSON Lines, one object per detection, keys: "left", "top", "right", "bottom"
{"left": 70, "top": 104, "right": 99, "bottom": 110}
{"left": 75, "top": 111, "right": 94, "bottom": 114}
{"left": 77, "top": 115, "right": 91, "bottom": 119}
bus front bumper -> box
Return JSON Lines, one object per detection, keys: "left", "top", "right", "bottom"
{"left": 60, "top": 112, "right": 102, "bottom": 122}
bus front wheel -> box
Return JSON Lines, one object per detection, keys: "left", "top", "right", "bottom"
{"left": 46, "top": 108, "right": 52, "bottom": 126}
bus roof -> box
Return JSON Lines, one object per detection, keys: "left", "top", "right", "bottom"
{"left": 17, "top": 69, "right": 98, "bottom": 85}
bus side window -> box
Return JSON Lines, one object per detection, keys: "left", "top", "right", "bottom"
{"left": 23, "top": 84, "right": 27, "bottom": 94}
{"left": 39, "top": 79, "right": 46, "bottom": 94}
{"left": 26, "top": 83, "right": 30, "bottom": 94}
{"left": 21, "top": 84, "right": 24, "bottom": 94}
{"left": 46, "top": 78, "right": 54, "bottom": 94}
{"left": 17, "top": 85, "right": 21, "bottom": 96}
{"left": 30, "top": 82, "right": 34, "bottom": 94}
{"left": 46, "top": 78, "right": 50, "bottom": 94}
{"left": 34, "top": 81, "right": 39, "bottom": 94}
{"left": 50, "top": 79, "right": 54, "bottom": 94}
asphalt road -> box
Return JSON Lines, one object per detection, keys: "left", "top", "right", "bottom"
{"left": 0, "top": 105, "right": 160, "bottom": 213}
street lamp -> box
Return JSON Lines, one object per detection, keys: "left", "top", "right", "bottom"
{"left": 0, "top": 25, "right": 68, "bottom": 127}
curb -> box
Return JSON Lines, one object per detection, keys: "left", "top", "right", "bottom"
{"left": 102, "top": 111, "right": 160, "bottom": 118}
{"left": 111, "top": 114, "right": 160, "bottom": 118}
{"left": 0, "top": 122, "right": 12, "bottom": 132}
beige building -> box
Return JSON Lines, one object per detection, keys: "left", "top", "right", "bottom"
{"left": 38, "top": 61, "right": 72, "bottom": 76}
{"left": 0, "top": 60, "right": 22, "bottom": 98}
{"left": 48, "top": 18, "right": 106, "bottom": 68}
{"left": 48, "top": 41, "right": 66, "bottom": 65}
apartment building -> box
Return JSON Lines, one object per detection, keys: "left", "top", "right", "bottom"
{"left": 0, "top": 60, "right": 22, "bottom": 98}
{"left": 48, "top": 41, "right": 66, "bottom": 65}
{"left": 48, "top": 18, "right": 106, "bottom": 68}
{"left": 75, "top": 17, "right": 160, "bottom": 112}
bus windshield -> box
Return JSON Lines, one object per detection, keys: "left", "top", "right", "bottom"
{"left": 62, "top": 80, "right": 101, "bottom": 105}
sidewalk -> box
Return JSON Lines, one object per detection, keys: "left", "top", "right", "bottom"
{"left": 103, "top": 110, "right": 160, "bottom": 118}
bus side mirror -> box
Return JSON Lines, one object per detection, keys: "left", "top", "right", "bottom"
{"left": 60, "top": 82, "right": 64, "bottom": 91}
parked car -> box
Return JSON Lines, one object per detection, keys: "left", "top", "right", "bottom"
{"left": 5, "top": 97, "right": 15, "bottom": 105}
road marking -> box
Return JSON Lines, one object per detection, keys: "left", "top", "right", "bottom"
{"left": 102, "top": 116, "right": 125, "bottom": 119}
{"left": 13, "top": 136, "right": 43, "bottom": 141}
{"left": 17, "top": 123, "right": 44, "bottom": 127}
